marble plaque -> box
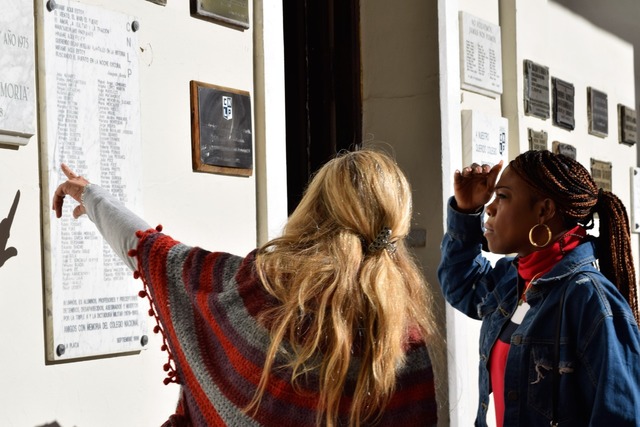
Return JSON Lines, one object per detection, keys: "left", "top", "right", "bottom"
{"left": 618, "top": 104, "right": 637, "bottom": 146}
{"left": 40, "top": 0, "right": 147, "bottom": 361}
{"left": 524, "top": 60, "right": 550, "bottom": 120}
{"left": 459, "top": 12, "right": 503, "bottom": 97}
{"left": 461, "top": 109, "right": 508, "bottom": 167}
{"left": 0, "top": 0, "right": 36, "bottom": 146}
{"left": 552, "top": 141, "right": 576, "bottom": 160}
{"left": 588, "top": 87, "right": 608, "bottom": 137}
{"left": 528, "top": 128, "right": 548, "bottom": 151}
{"left": 590, "top": 159, "right": 612, "bottom": 192}
{"left": 552, "top": 78, "right": 575, "bottom": 130}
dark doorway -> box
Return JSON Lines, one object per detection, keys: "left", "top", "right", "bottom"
{"left": 282, "top": 0, "right": 362, "bottom": 214}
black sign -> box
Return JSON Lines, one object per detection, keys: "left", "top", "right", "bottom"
{"left": 552, "top": 78, "right": 575, "bottom": 130}
{"left": 588, "top": 87, "right": 608, "bottom": 137}
{"left": 618, "top": 104, "right": 637, "bottom": 146}
{"left": 524, "top": 60, "right": 550, "bottom": 119}
{"left": 552, "top": 141, "right": 576, "bottom": 160}
{"left": 190, "top": 81, "right": 253, "bottom": 176}
{"left": 528, "top": 128, "right": 548, "bottom": 151}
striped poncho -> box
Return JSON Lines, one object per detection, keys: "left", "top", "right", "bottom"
{"left": 131, "top": 228, "right": 438, "bottom": 426}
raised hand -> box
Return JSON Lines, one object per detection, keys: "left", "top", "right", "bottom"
{"left": 52, "top": 164, "right": 90, "bottom": 219}
{"left": 453, "top": 161, "right": 503, "bottom": 213}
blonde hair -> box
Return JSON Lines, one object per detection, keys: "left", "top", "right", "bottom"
{"left": 250, "top": 149, "right": 438, "bottom": 426}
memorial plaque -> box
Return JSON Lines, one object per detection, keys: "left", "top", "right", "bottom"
{"left": 552, "top": 141, "right": 576, "bottom": 160}
{"left": 190, "top": 81, "right": 253, "bottom": 176}
{"left": 459, "top": 12, "right": 503, "bottom": 97}
{"left": 40, "top": 0, "right": 147, "bottom": 361}
{"left": 528, "top": 128, "right": 548, "bottom": 151}
{"left": 618, "top": 104, "right": 637, "bottom": 146}
{"left": 524, "top": 60, "right": 550, "bottom": 119}
{"left": 552, "top": 78, "right": 575, "bottom": 130}
{"left": 0, "top": 0, "right": 36, "bottom": 146}
{"left": 190, "top": 0, "right": 249, "bottom": 29}
{"left": 590, "top": 159, "right": 612, "bottom": 192}
{"left": 588, "top": 87, "right": 608, "bottom": 137}
{"left": 461, "top": 109, "right": 508, "bottom": 167}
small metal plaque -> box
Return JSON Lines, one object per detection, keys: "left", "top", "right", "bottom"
{"left": 552, "top": 78, "right": 575, "bottom": 130}
{"left": 618, "top": 104, "right": 637, "bottom": 146}
{"left": 552, "top": 141, "right": 576, "bottom": 160}
{"left": 588, "top": 87, "right": 608, "bottom": 137}
{"left": 190, "top": 81, "right": 253, "bottom": 176}
{"left": 590, "top": 159, "right": 612, "bottom": 192}
{"left": 190, "top": 0, "right": 249, "bottom": 29}
{"left": 528, "top": 128, "right": 548, "bottom": 151}
{"left": 523, "top": 60, "right": 550, "bottom": 120}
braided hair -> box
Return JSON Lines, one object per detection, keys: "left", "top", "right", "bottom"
{"left": 510, "top": 150, "right": 639, "bottom": 324}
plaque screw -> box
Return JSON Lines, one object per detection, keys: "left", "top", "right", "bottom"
{"left": 140, "top": 335, "right": 149, "bottom": 347}
{"left": 56, "top": 344, "right": 65, "bottom": 356}
{"left": 636, "top": 224, "right": 639, "bottom": 230}
{"left": 46, "top": 0, "right": 57, "bottom": 11}
{"left": 635, "top": 170, "right": 638, "bottom": 176}
{"left": 132, "top": 21, "right": 140, "bottom": 32}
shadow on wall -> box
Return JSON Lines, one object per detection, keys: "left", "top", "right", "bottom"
{"left": 0, "top": 189, "right": 20, "bottom": 268}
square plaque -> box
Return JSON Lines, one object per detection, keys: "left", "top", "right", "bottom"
{"left": 528, "top": 128, "right": 548, "bottom": 151}
{"left": 588, "top": 87, "right": 608, "bottom": 137}
{"left": 552, "top": 141, "right": 576, "bottom": 160}
{"left": 552, "top": 78, "right": 575, "bottom": 130}
{"left": 523, "top": 60, "right": 550, "bottom": 120}
{"left": 618, "top": 104, "right": 637, "bottom": 146}
{"left": 590, "top": 159, "right": 612, "bottom": 192}
{"left": 190, "top": 80, "right": 253, "bottom": 176}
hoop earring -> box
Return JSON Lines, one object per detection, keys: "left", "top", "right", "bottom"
{"left": 529, "top": 223, "right": 552, "bottom": 248}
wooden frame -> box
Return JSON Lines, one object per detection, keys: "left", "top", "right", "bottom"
{"left": 190, "top": 80, "right": 253, "bottom": 177}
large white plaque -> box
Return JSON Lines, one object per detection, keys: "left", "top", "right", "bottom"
{"left": 39, "top": 0, "right": 147, "bottom": 360}
{"left": 0, "top": 0, "right": 36, "bottom": 145}
{"left": 461, "top": 109, "right": 508, "bottom": 167}
{"left": 459, "top": 11, "right": 503, "bottom": 97}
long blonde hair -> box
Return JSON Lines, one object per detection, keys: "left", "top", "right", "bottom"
{"left": 251, "top": 149, "right": 437, "bottom": 426}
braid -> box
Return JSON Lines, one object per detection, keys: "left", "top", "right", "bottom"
{"left": 511, "top": 150, "right": 640, "bottom": 324}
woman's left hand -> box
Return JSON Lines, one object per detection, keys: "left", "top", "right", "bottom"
{"left": 52, "top": 164, "right": 90, "bottom": 219}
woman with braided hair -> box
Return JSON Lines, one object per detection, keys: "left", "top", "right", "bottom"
{"left": 52, "top": 149, "right": 440, "bottom": 426}
{"left": 438, "top": 149, "right": 640, "bottom": 427}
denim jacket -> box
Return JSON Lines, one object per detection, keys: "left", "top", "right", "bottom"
{"left": 438, "top": 198, "right": 640, "bottom": 426}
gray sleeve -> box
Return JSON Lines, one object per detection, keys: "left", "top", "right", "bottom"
{"left": 82, "top": 184, "right": 151, "bottom": 271}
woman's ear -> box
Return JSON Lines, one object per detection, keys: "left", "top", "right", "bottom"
{"left": 539, "top": 198, "right": 557, "bottom": 222}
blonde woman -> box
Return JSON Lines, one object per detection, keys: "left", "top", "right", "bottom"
{"left": 53, "top": 149, "right": 440, "bottom": 426}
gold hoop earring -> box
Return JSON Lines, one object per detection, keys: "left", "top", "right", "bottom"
{"left": 529, "top": 223, "right": 552, "bottom": 248}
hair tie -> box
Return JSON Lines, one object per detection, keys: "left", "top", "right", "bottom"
{"left": 367, "top": 227, "right": 396, "bottom": 254}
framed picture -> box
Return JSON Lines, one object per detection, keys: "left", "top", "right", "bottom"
{"left": 190, "top": 80, "right": 253, "bottom": 177}
{"left": 190, "top": 0, "right": 249, "bottom": 29}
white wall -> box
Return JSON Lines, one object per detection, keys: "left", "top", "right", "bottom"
{"left": 0, "top": 0, "right": 288, "bottom": 425}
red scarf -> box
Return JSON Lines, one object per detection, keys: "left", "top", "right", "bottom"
{"left": 517, "top": 225, "right": 586, "bottom": 300}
